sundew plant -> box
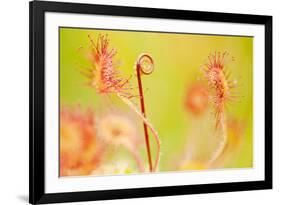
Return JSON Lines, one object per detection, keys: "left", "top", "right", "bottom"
{"left": 59, "top": 27, "right": 253, "bottom": 177}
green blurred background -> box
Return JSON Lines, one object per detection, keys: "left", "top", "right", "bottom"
{"left": 60, "top": 27, "right": 253, "bottom": 171}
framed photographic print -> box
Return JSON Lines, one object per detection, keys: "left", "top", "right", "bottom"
{"left": 29, "top": 0, "right": 272, "bottom": 204}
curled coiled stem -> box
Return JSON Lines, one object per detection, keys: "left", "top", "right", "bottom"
{"left": 137, "top": 54, "right": 154, "bottom": 75}
{"left": 136, "top": 54, "right": 160, "bottom": 172}
{"left": 117, "top": 53, "right": 160, "bottom": 172}
{"left": 136, "top": 54, "right": 154, "bottom": 172}
{"left": 83, "top": 35, "right": 159, "bottom": 172}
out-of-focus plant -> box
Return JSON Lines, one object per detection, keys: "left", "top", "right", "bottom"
{"left": 60, "top": 105, "right": 144, "bottom": 176}
{"left": 176, "top": 81, "right": 211, "bottom": 168}
{"left": 60, "top": 106, "right": 105, "bottom": 176}
{"left": 184, "top": 82, "right": 209, "bottom": 116}
{"left": 95, "top": 111, "right": 145, "bottom": 172}
{"left": 91, "top": 161, "right": 134, "bottom": 175}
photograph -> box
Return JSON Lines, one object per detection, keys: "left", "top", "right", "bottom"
{"left": 59, "top": 27, "right": 253, "bottom": 177}
{"left": 28, "top": 1, "right": 272, "bottom": 204}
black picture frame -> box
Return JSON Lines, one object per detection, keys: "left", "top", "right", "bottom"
{"left": 29, "top": 0, "right": 272, "bottom": 204}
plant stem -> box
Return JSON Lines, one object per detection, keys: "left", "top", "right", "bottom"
{"left": 135, "top": 64, "right": 153, "bottom": 172}
{"left": 117, "top": 93, "right": 160, "bottom": 172}
{"left": 208, "top": 111, "right": 227, "bottom": 165}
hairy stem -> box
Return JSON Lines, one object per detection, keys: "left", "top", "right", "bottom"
{"left": 208, "top": 112, "right": 227, "bottom": 165}
{"left": 117, "top": 93, "right": 161, "bottom": 172}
